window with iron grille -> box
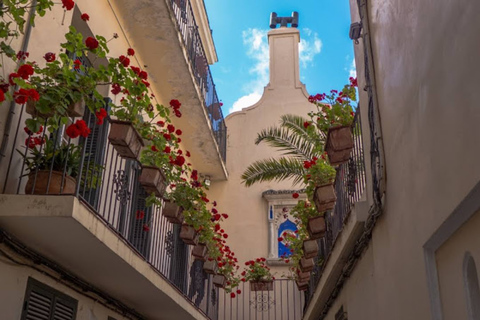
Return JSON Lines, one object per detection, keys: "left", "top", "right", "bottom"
{"left": 21, "top": 277, "right": 78, "bottom": 320}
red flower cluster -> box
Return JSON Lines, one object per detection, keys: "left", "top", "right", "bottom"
{"left": 143, "top": 224, "right": 150, "bottom": 232}
{"left": 136, "top": 210, "right": 145, "bottom": 220}
{"left": 127, "top": 48, "right": 135, "bottom": 56}
{"left": 303, "top": 157, "right": 318, "bottom": 169}
{"left": 85, "top": 37, "right": 99, "bottom": 50}
{"left": 95, "top": 108, "right": 108, "bottom": 125}
{"left": 111, "top": 83, "right": 121, "bottom": 95}
{"left": 44, "top": 52, "right": 56, "bottom": 62}
{"left": 16, "top": 51, "right": 29, "bottom": 60}
{"left": 73, "top": 59, "right": 82, "bottom": 70}
{"left": 139, "top": 71, "right": 148, "bottom": 80}
{"left": 292, "top": 192, "right": 299, "bottom": 199}
{"left": 303, "top": 121, "right": 310, "bottom": 129}
{"left": 81, "top": 13, "right": 89, "bottom": 21}
{"left": 25, "top": 136, "right": 45, "bottom": 149}
{"left": 308, "top": 93, "right": 326, "bottom": 103}
{"left": 169, "top": 99, "right": 182, "bottom": 118}
{"left": 14, "top": 88, "right": 39, "bottom": 104}
{"left": 119, "top": 55, "right": 130, "bottom": 68}
{"left": 349, "top": 76, "right": 358, "bottom": 87}
{"left": 62, "top": 0, "right": 74, "bottom": 10}
{"left": 17, "top": 64, "right": 34, "bottom": 80}
{"left": 66, "top": 120, "right": 90, "bottom": 139}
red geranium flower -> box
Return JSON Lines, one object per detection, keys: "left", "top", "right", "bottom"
{"left": 175, "top": 129, "right": 182, "bottom": 136}
{"left": 303, "top": 121, "right": 310, "bottom": 128}
{"left": 163, "top": 133, "right": 171, "bottom": 140}
{"left": 174, "top": 155, "right": 185, "bottom": 166}
{"left": 223, "top": 234, "right": 228, "bottom": 239}
{"left": 139, "top": 71, "right": 148, "bottom": 80}
{"left": 127, "top": 48, "right": 135, "bottom": 56}
{"left": 85, "top": 37, "right": 99, "bottom": 50}
{"left": 222, "top": 214, "right": 228, "bottom": 219}
{"left": 95, "top": 108, "right": 107, "bottom": 125}
{"left": 43, "top": 52, "right": 56, "bottom": 62}
{"left": 111, "top": 83, "right": 121, "bottom": 95}
{"left": 169, "top": 99, "right": 181, "bottom": 109}
{"left": 174, "top": 109, "right": 182, "bottom": 118}
{"left": 163, "top": 146, "right": 171, "bottom": 153}
{"left": 81, "top": 13, "right": 89, "bottom": 21}
{"left": 151, "top": 145, "right": 158, "bottom": 152}
{"left": 17, "top": 64, "right": 34, "bottom": 80}
{"left": 73, "top": 59, "right": 81, "bottom": 70}
{"left": 119, "top": 55, "right": 130, "bottom": 68}
{"left": 167, "top": 124, "right": 175, "bottom": 133}
{"left": 230, "top": 292, "right": 235, "bottom": 298}
{"left": 143, "top": 224, "right": 150, "bottom": 232}
{"left": 0, "top": 90, "right": 5, "bottom": 103}
{"left": 156, "top": 121, "right": 165, "bottom": 127}
{"left": 186, "top": 151, "right": 191, "bottom": 157}
{"left": 65, "top": 123, "right": 81, "bottom": 139}
{"left": 136, "top": 210, "right": 145, "bottom": 220}
{"left": 292, "top": 192, "right": 299, "bottom": 199}
{"left": 61, "top": 0, "right": 74, "bottom": 10}
{"left": 9, "top": 73, "right": 19, "bottom": 86}
{"left": 130, "top": 66, "right": 140, "bottom": 75}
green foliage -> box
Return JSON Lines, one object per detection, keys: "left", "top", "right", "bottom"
{"left": 242, "top": 258, "right": 274, "bottom": 282}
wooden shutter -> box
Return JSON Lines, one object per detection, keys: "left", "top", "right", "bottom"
{"left": 21, "top": 278, "right": 77, "bottom": 320}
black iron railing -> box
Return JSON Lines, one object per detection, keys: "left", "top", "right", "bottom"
{"left": 305, "top": 109, "right": 366, "bottom": 308}
{"left": 169, "top": 0, "right": 227, "bottom": 161}
{"left": 4, "top": 106, "right": 219, "bottom": 319}
{"left": 218, "top": 280, "right": 305, "bottom": 320}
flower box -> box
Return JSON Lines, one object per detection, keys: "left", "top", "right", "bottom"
{"left": 325, "top": 125, "right": 354, "bottom": 166}
{"left": 162, "top": 201, "right": 184, "bottom": 224}
{"left": 26, "top": 99, "right": 84, "bottom": 118}
{"left": 250, "top": 280, "right": 273, "bottom": 292}
{"left": 297, "top": 270, "right": 311, "bottom": 283}
{"left": 179, "top": 224, "right": 198, "bottom": 245}
{"left": 139, "top": 166, "right": 167, "bottom": 198}
{"left": 25, "top": 170, "right": 76, "bottom": 195}
{"left": 203, "top": 259, "right": 218, "bottom": 274}
{"left": 307, "top": 216, "right": 326, "bottom": 240}
{"left": 192, "top": 243, "right": 208, "bottom": 261}
{"left": 314, "top": 183, "right": 336, "bottom": 213}
{"left": 303, "top": 239, "right": 319, "bottom": 259}
{"left": 299, "top": 257, "right": 314, "bottom": 273}
{"left": 108, "top": 120, "right": 144, "bottom": 159}
{"left": 296, "top": 279, "right": 309, "bottom": 291}
{"left": 212, "top": 274, "right": 226, "bottom": 288}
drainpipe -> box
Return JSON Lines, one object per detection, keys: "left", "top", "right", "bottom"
{"left": 0, "top": 1, "right": 36, "bottom": 167}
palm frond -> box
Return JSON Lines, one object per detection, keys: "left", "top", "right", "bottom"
{"left": 280, "top": 114, "right": 325, "bottom": 144}
{"left": 241, "top": 157, "right": 306, "bottom": 187}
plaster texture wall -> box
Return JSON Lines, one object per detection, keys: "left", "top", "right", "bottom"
{"left": 0, "top": 256, "right": 132, "bottom": 320}
{"left": 208, "top": 27, "right": 315, "bottom": 275}
{"left": 315, "top": 0, "right": 480, "bottom": 319}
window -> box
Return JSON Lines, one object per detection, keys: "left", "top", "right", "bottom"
{"left": 464, "top": 252, "right": 480, "bottom": 320}
{"left": 21, "top": 277, "right": 78, "bottom": 320}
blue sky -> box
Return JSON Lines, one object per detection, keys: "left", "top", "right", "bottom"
{"left": 203, "top": 0, "right": 356, "bottom": 115}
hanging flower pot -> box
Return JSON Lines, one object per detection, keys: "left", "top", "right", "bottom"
{"left": 203, "top": 259, "right": 218, "bottom": 274}
{"left": 307, "top": 216, "right": 326, "bottom": 239}
{"left": 303, "top": 239, "right": 319, "bottom": 259}
{"left": 212, "top": 274, "right": 226, "bottom": 288}
{"left": 192, "top": 243, "right": 208, "bottom": 261}
{"left": 26, "top": 99, "right": 85, "bottom": 118}
{"left": 296, "top": 279, "right": 309, "bottom": 291}
{"left": 325, "top": 125, "right": 354, "bottom": 166}
{"left": 314, "top": 183, "right": 336, "bottom": 213}
{"left": 250, "top": 280, "right": 274, "bottom": 292}
{"left": 25, "top": 170, "right": 76, "bottom": 195}
{"left": 179, "top": 224, "right": 198, "bottom": 245}
{"left": 162, "top": 201, "right": 184, "bottom": 224}
{"left": 139, "top": 166, "right": 167, "bottom": 198}
{"left": 299, "top": 257, "right": 314, "bottom": 273}
{"left": 108, "top": 120, "right": 144, "bottom": 159}
{"left": 297, "top": 270, "right": 311, "bottom": 283}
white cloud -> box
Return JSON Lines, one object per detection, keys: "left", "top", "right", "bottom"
{"left": 349, "top": 58, "right": 356, "bottom": 78}
{"left": 228, "top": 28, "right": 322, "bottom": 114}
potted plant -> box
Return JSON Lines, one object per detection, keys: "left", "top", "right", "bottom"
{"left": 179, "top": 223, "right": 198, "bottom": 245}
{"left": 138, "top": 165, "right": 168, "bottom": 198}
{"left": 303, "top": 239, "right": 319, "bottom": 259}
{"left": 192, "top": 243, "right": 208, "bottom": 261}
{"left": 307, "top": 160, "right": 337, "bottom": 213}
{"left": 242, "top": 258, "right": 274, "bottom": 291}
{"left": 162, "top": 200, "right": 184, "bottom": 224}
{"left": 299, "top": 257, "right": 314, "bottom": 273}
{"left": 308, "top": 80, "right": 357, "bottom": 166}
{"left": 296, "top": 279, "right": 309, "bottom": 291}
{"left": 203, "top": 258, "right": 218, "bottom": 274}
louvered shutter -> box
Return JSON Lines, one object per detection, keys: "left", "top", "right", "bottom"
{"left": 21, "top": 278, "right": 77, "bottom": 320}
{"left": 128, "top": 166, "right": 152, "bottom": 259}
{"left": 80, "top": 98, "right": 111, "bottom": 209}
{"left": 169, "top": 224, "right": 189, "bottom": 293}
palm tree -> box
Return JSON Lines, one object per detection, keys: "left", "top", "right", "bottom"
{"left": 241, "top": 114, "right": 325, "bottom": 187}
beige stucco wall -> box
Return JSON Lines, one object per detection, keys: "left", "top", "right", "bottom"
{"left": 0, "top": 253, "right": 132, "bottom": 320}
{"left": 315, "top": 0, "right": 480, "bottom": 319}
{"left": 436, "top": 210, "right": 480, "bottom": 320}
{"left": 208, "top": 27, "right": 314, "bottom": 276}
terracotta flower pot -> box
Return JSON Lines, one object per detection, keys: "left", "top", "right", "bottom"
{"left": 213, "top": 274, "right": 226, "bottom": 288}
{"left": 25, "top": 170, "right": 76, "bottom": 195}
{"left": 250, "top": 280, "right": 274, "bottom": 292}
{"left": 108, "top": 120, "right": 144, "bottom": 159}
{"left": 203, "top": 259, "right": 218, "bottom": 274}
{"left": 26, "top": 99, "right": 85, "bottom": 118}
{"left": 300, "top": 257, "right": 314, "bottom": 273}
{"left": 139, "top": 166, "right": 167, "bottom": 198}
{"left": 296, "top": 279, "right": 309, "bottom": 291}
{"left": 303, "top": 239, "right": 319, "bottom": 259}
{"left": 307, "top": 216, "right": 327, "bottom": 239}
{"left": 314, "top": 183, "right": 336, "bottom": 213}
{"left": 192, "top": 243, "right": 208, "bottom": 261}
{"left": 325, "top": 125, "right": 354, "bottom": 166}
{"left": 179, "top": 224, "right": 198, "bottom": 245}
{"left": 162, "top": 201, "right": 184, "bottom": 224}
{"left": 297, "top": 270, "right": 311, "bottom": 283}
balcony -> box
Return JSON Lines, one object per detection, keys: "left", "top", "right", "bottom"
{"left": 0, "top": 111, "right": 220, "bottom": 319}
{"left": 303, "top": 110, "right": 370, "bottom": 319}
{"left": 109, "top": 0, "right": 227, "bottom": 180}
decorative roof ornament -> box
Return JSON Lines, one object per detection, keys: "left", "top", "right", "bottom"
{"left": 269, "top": 12, "right": 299, "bottom": 29}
